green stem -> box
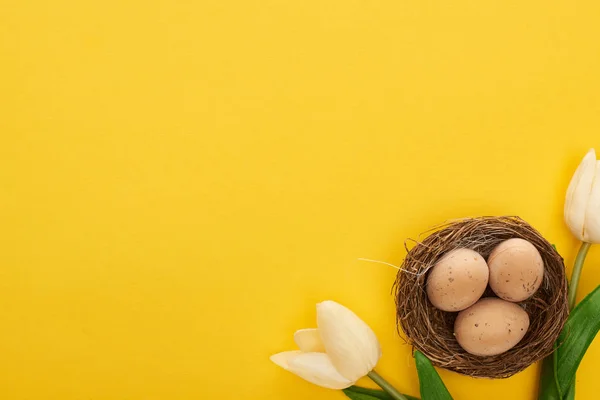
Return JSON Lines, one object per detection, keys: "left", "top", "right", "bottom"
{"left": 568, "top": 242, "right": 592, "bottom": 310}
{"left": 562, "top": 241, "right": 592, "bottom": 400}
{"left": 367, "top": 370, "right": 408, "bottom": 400}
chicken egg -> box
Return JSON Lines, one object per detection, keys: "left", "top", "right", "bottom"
{"left": 454, "top": 297, "right": 530, "bottom": 356}
{"left": 426, "top": 248, "right": 489, "bottom": 312}
{"left": 487, "top": 238, "right": 544, "bottom": 302}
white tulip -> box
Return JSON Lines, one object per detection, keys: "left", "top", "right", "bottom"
{"left": 270, "top": 300, "right": 381, "bottom": 389}
{"left": 565, "top": 149, "right": 600, "bottom": 243}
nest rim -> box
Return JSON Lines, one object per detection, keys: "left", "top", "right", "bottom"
{"left": 394, "top": 216, "right": 569, "bottom": 379}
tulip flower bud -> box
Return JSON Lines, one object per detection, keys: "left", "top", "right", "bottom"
{"left": 270, "top": 300, "right": 381, "bottom": 389}
{"left": 565, "top": 149, "right": 600, "bottom": 243}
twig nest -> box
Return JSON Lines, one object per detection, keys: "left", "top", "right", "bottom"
{"left": 394, "top": 216, "right": 569, "bottom": 378}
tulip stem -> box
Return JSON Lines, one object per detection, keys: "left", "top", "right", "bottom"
{"left": 568, "top": 241, "right": 592, "bottom": 310}
{"left": 367, "top": 370, "right": 409, "bottom": 400}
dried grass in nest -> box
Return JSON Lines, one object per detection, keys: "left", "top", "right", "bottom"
{"left": 394, "top": 216, "right": 569, "bottom": 378}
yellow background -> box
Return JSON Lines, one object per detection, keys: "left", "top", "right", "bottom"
{"left": 1, "top": 1, "right": 600, "bottom": 399}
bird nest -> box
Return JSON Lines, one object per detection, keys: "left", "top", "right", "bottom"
{"left": 394, "top": 216, "right": 569, "bottom": 378}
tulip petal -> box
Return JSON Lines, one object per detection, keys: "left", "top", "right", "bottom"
{"left": 316, "top": 300, "right": 381, "bottom": 382}
{"left": 294, "top": 329, "right": 325, "bottom": 352}
{"left": 270, "top": 351, "right": 354, "bottom": 389}
{"left": 584, "top": 161, "right": 600, "bottom": 243}
{"left": 270, "top": 350, "right": 302, "bottom": 370}
{"left": 565, "top": 149, "right": 597, "bottom": 241}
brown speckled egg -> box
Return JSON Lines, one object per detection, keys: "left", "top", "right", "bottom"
{"left": 426, "top": 248, "right": 489, "bottom": 312}
{"left": 487, "top": 238, "right": 544, "bottom": 302}
{"left": 454, "top": 297, "right": 530, "bottom": 356}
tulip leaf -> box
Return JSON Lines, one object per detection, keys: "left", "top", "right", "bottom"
{"left": 342, "top": 386, "right": 419, "bottom": 400}
{"left": 537, "top": 343, "right": 562, "bottom": 400}
{"left": 556, "top": 285, "right": 600, "bottom": 392}
{"left": 563, "top": 382, "right": 575, "bottom": 400}
{"left": 414, "top": 351, "right": 453, "bottom": 400}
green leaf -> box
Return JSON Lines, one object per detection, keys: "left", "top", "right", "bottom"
{"left": 414, "top": 351, "right": 453, "bottom": 400}
{"left": 342, "top": 386, "right": 419, "bottom": 400}
{"left": 563, "top": 382, "right": 575, "bottom": 400}
{"left": 556, "top": 285, "right": 600, "bottom": 392}
{"left": 537, "top": 348, "right": 562, "bottom": 400}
